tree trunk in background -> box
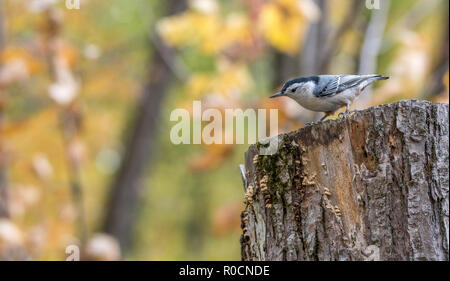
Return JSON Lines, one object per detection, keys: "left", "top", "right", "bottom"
{"left": 356, "top": 0, "right": 390, "bottom": 109}
{"left": 273, "top": 50, "right": 298, "bottom": 87}
{"left": 103, "top": 0, "right": 186, "bottom": 252}
{"left": 299, "top": 0, "right": 329, "bottom": 76}
{"left": 424, "top": 4, "right": 449, "bottom": 99}
{"left": 241, "top": 100, "right": 449, "bottom": 261}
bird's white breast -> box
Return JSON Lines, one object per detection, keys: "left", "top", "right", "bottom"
{"left": 289, "top": 82, "right": 359, "bottom": 112}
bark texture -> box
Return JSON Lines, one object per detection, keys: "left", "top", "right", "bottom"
{"left": 241, "top": 100, "right": 449, "bottom": 261}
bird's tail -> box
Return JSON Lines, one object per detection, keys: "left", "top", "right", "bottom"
{"left": 360, "top": 75, "right": 389, "bottom": 91}
{"left": 373, "top": 75, "right": 389, "bottom": 80}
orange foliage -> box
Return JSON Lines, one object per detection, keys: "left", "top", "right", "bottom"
{"left": 211, "top": 201, "right": 243, "bottom": 236}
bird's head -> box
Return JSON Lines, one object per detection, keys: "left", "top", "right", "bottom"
{"left": 270, "top": 76, "right": 318, "bottom": 99}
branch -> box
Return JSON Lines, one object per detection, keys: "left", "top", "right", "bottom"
{"left": 318, "top": 0, "right": 363, "bottom": 73}
{"left": 355, "top": 0, "right": 390, "bottom": 108}
{"left": 42, "top": 7, "right": 87, "bottom": 245}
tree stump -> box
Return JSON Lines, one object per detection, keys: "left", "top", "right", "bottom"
{"left": 240, "top": 100, "right": 449, "bottom": 261}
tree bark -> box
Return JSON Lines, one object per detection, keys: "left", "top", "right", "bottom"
{"left": 241, "top": 100, "right": 449, "bottom": 261}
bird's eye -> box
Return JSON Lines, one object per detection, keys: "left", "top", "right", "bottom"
{"left": 291, "top": 88, "right": 295, "bottom": 92}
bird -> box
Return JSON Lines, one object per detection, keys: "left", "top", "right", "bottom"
{"left": 270, "top": 74, "right": 389, "bottom": 124}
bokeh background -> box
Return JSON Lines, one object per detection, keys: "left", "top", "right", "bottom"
{"left": 0, "top": 0, "right": 448, "bottom": 260}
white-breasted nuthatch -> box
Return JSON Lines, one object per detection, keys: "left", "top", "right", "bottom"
{"left": 270, "top": 74, "right": 389, "bottom": 122}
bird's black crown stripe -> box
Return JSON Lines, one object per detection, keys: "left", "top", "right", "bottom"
{"left": 281, "top": 76, "right": 319, "bottom": 93}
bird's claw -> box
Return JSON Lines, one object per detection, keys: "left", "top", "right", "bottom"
{"left": 339, "top": 110, "right": 358, "bottom": 119}
{"left": 305, "top": 121, "right": 318, "bottom": 127}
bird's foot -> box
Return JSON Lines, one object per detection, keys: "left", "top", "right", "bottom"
{"left": 338, "top": 110, "right": 358, "bottom": 119}
{"left": 305, "top": 121, "right": 319, "bottom": 127}
{"left": 338, "top": 112, "right": 347, "bottom": 118}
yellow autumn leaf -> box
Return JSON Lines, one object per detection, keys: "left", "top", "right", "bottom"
{"left": 157, "top": 11, "right": 221, "bottom": 54}
{"left": 158, "top": 9, "right": 252, "bottom": 55}
{"left": 223, "top": 13, "right": 251, "bottom": 44}
{"left": 258, "top": 0, "right": 310, "bottom": 55}
{"left": 186, "top": 60, "right": 252, "bottom": 99}
{"left": 186, "top": 74, "right": 212, "bottom": 99}
{"left": 214, "top": 61, "right": 252, "bottom": 97}
{"left": 157, "top": 12, "right": 196, "bottom": 47}
{"left": 202, "top": 13, "right": 251, "bottom": 54}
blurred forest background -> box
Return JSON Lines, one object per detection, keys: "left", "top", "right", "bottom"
{"left": 0, "top": 0, "right": 448, "bottom": 260}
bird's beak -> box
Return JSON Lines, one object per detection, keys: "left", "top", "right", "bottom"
{"left": 270, "top": 91, "right": 283, "bottom": 98}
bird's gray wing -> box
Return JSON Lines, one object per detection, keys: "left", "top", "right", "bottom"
{"left": 315, "top": 75, "right": 379, "bottom": 97}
